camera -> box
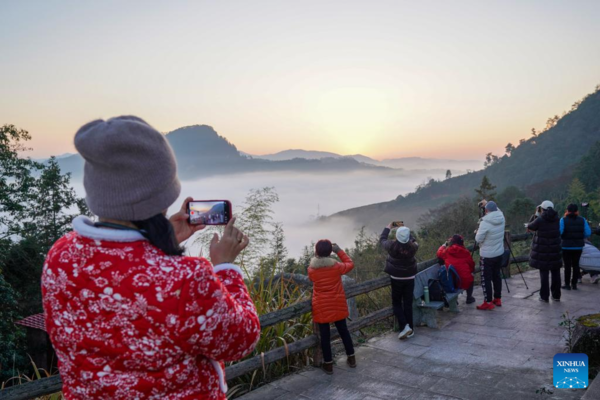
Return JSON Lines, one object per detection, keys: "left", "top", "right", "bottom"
{"left": 477, "top": 199, "right": 487, "bottom": 218}
{"left": 391, "top": 221, "right": 404, "bottom": 228}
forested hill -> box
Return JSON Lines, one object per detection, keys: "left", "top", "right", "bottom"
{"left": 332, "top": 87, "right": 600, "bottom": 231}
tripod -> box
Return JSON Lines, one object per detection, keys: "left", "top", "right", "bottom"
{"left": 471, "top": 241, "right": 512, "bottom": 293}
{"left": 504, "top": 237, "right": 529, "bottom": 290}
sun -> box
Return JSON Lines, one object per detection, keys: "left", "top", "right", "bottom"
{"left": 309, "top": 86, "right": 397, "bottom": 155}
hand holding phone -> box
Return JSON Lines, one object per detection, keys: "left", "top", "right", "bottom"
{"left": 209, "top": 217, "right": 249, "bottom": 265}
{"left": 391, "top": 221, "right": 404, "bottom": 228}
{"left": 170, "top": 197, "right": 207, "bottom": 244}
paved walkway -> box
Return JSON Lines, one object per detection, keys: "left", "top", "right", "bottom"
{"left": 240, "top": 270, "right": 600, "bottom": 400}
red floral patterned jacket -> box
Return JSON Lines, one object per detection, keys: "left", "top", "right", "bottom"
{"left": 42, "top": 216, "right": 260, "bottom": 399}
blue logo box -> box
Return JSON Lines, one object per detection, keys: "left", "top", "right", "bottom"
{"left": 553, "top": 353, "right": 588, "bottom": 389}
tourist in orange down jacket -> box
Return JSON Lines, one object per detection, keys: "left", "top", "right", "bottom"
{"left": 308, "top": 240, "right": 355, "bottom": 375}
{"left": 437, "top": 234, "right": 476, "bottom": 304}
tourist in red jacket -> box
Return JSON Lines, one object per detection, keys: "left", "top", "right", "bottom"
{"left": 437, "top": 235, "right": 476, "bottom": 304}
{"left": 42, "top": 116, "right": 261, "bottom": 400}
{"left": 308, "top": 240, "right": 355, "bottom": 375}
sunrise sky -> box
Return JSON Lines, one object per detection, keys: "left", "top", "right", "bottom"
{"left": 1, "top": 0, "right": 599, "bottom": 160}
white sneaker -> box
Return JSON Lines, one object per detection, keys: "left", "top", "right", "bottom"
{"left": 591, "top": 275, "right": 600, "bottom": 284}
{"left": 406, "top": 331, "right": 415, "bottom": 339}
{"left": 398, "top": 324, "right": 413, "bottom": 340}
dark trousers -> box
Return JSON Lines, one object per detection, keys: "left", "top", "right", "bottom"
{"left": 390, "top": 278, "right": 414, "bottom": 330}
{"left": 318, "top": 319, "right": 354, "bottom": 363}
{"left": 481, "top": 255, "right": 503, "bottom": 302}
{"left": 466, "top": 282, "right": 474, "bottom": 299}
{"left": 540, "top": 269, "right": 561, "bottom": 301}
{"left": 563, "top": 249, "right": 583, "bottom": 287}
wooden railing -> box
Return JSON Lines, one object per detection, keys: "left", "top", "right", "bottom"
{"left": 0, "top": 233, "right": 534, "bottom": 400}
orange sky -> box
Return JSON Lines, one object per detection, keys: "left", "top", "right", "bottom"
{"left": 2, "top": 1, "right": 599, "bottom": 161}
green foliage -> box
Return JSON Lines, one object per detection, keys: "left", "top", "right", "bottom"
{"left": 507, "top": 197, "right": 536, "bottom": 233}
{"left": 565, "top": 178, "right": 587, "bottom": 207}
{"left": 0, "top": 124, "right": 87, "bottom": 384}
{"left": 227, "top": 260, "right": 313, "bottom": 397}
{"left": 417, "top": 196, "right": 480, "bottom": 257}
{"left": 574, "top": 141, "right": 600, "bottom": 192}
{"left": 0, "top": 274, "right": 27, "bottom": 384}
{"left": 496, "top": 186, "right": 526, "bottom": 206}
{"left": 475, "top": 175, "right": 497, "bottom": 201}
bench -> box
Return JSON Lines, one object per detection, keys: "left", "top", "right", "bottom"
{"left": 412, "top": 264, "right": 463, "bottom": 329}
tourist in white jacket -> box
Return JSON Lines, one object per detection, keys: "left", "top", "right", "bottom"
{"left": 475, "top": 201, "right": 506, "bottom": 310}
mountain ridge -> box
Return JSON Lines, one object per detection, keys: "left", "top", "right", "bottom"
{"left": 331, "top": 86, "right": 600, "bottom": 232}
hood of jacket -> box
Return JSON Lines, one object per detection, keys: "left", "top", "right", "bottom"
{"left": 482, "top": 210, "right": 505, "bottom": 226}
{"left": 309, "top": 257, "right": 337, "bottom": 269}
{"left": 446, "top": 244, "right": 470, "bottom": 258}
{"left": 542, "top": 208, "right": 559, "bottom": 222}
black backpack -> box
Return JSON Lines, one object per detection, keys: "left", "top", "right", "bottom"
{"left": 427, "top": 279, "right": 445, "bottom": 302}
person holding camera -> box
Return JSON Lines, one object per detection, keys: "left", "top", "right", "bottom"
{"left": 527, "top": 200, "right": 562, "bottom": 302}
{"left": 308, "top": 240, "right": 356, "bottom": 375}
{"left": 437, "top": 235, "right": 476, "bottom": 304}
{"left": 41, "top": 117, "right": 261, "bottom": 399}
{"left": 380, "top": 223, "right": 419, "bottom": 340}
{"left": 475, "top": 201, "right": 506, "bottom": 310}
{"left": 560, "top": 203, "right": 592, "bottom": 290}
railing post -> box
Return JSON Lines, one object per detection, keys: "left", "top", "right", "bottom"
{"left": 312, "top": 322, "right": 322, "bottom": 367}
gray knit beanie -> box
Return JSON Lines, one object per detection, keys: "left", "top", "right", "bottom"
{"left": 74, "top": 116, "right": 181, "bottom": 221}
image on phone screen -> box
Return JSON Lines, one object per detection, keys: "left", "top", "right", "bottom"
{"left": 188, "top": 201, "right": 231, "bottom": 225}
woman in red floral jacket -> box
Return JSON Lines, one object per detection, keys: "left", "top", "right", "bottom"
{"left": 42, "top": 116, "right": 261, "bottom": 400}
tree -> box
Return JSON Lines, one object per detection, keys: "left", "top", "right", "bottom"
{"left": 445, "top": 170, "right": 452, "bottom": 180}
{"left": 475, "top": 175, "right": 497, "bottom": 201}
{"left": 566, "top": 178, "right": 587, "bottom": 207}
{"left": 506, "top": 197, "right": 536, "bottom": 233}
{"left": 496, "top": 186, "right": 525, "bottom": 207}
{"left": 0, "top": 273, "right": 27, "bottom": 383}
{"left": 20, "top": 158, "right": 89, "bottom": 248}
{"left": 0, "top": 124, "right": 38, "bottom": 240}
{"left": 505, "top": 143, "right": 515, "bottom": 156}
{"left": 484, "top": 153, "right": 500, "bottom": 168}
{"left": 531, "top": 127, "right": 537, "bottom": 137}
{"left": 267, "top": 222, "right": 287, "bottom": 273}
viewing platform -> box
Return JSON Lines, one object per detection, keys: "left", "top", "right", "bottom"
{"left": 240, "top": 270, "right": 599, "bottom": 400}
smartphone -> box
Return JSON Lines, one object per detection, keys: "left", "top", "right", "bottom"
{"left": 187, "top": 200, "right": 232, "bottom": 226}
{"left": 392, "top": 221, "right": 404, "bottom": 228}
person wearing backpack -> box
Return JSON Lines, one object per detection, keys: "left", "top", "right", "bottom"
{"left": 437, "top": 235, "right": 476, "bottom": 304}
{"left": 560, "top": 203, "right": 592, "bottom": 290}
{"left": 380, "top": 224, "right": 419, "bottom": 340}
{"left": 308, "top": 240, "right": 356, "bottom": 375}
{"left": 474, "top": 201, "right": 506, "bottom": 310}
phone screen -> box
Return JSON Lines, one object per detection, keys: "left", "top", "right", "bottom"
{"left": 187, "top": 200, "right": 231, "bottom": 226}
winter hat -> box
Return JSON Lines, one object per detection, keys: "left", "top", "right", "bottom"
{"left": 396, "top": 227, "right": 410, "bottom": 244}
{"left": 540, "top": 200, "right": 554, "bottom": 210}
{"left": 567, "top": 203, "right": 579, "bottom": 213}
{"left": 485, "top": 201, "right": 498, "bottom": 212}
{"left": 451, "top": 234, "right": 464, "bottom": 246}
{"left": 74, "top": 116, "right": 181, "bottom": 221}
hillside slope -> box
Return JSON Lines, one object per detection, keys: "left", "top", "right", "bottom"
{"left": 332, "top": 88, "right": 600, "bottom": 231}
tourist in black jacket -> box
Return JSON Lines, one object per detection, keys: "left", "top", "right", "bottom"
{"left": 527, "top": 200, "right": 562, "bottom": 302}
{"left": 560, "top": 203, "right": 592, "bottom": 290}
{"left": 380, "top": 224, "right": 418, "bottom": 340}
